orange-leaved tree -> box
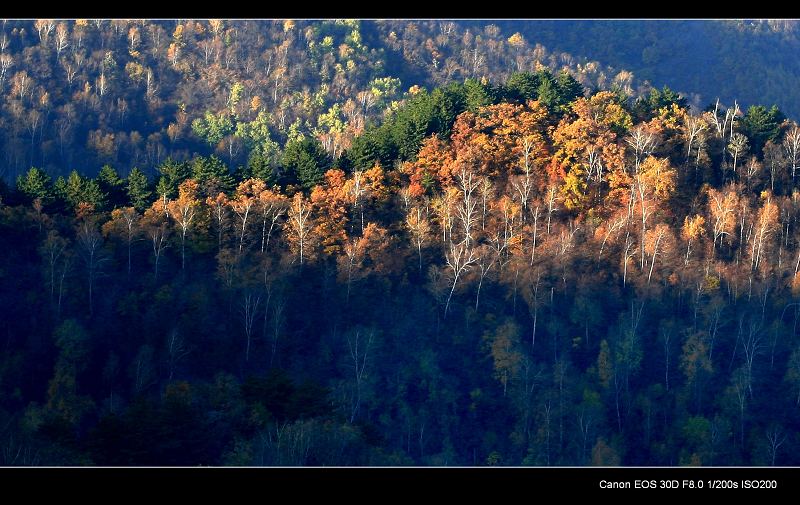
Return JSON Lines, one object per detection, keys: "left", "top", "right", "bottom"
{"left": 166, "top": 179, "right": 201, "bottom": 269}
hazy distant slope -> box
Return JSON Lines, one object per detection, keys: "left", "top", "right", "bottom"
{"left": 482, "top": 20, "right": 800, "bottom": 117}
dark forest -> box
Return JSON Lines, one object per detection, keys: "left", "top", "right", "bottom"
{"left": 1, "top": 19, "right": 799, "bottom": 466}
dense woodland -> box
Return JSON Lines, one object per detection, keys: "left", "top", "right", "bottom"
{"left": 491, "top": 20, "right": 800, "bottom": 119}
{"left": 2, "top": 20, "right": 800, "bottom": 466}
{"left": 0, "top": 19, "right": 628, "bottom": 183}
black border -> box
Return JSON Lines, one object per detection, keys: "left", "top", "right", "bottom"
{"left": 2, "top": 467, "right": 798, "bottom": 496}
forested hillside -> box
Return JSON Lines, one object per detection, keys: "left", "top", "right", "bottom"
{"left": 2, "top": 20, "right": 800, "bottom": 467}
{"left": 491, "top": 20, "right": 800, "bottom": 118}
{"left": 0, "top": 19, "right": 627, "bottom": 183}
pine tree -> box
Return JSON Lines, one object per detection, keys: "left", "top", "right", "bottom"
{"left": 503, "top": 71, "right": 541, "bottom": 103}
{"left": 81, "top": 178, "right": 107, "bottom": 211}
{"left": 53, "top": 170, "right": 107, "bottom": 211}
{"left": 157, "top": 158, "right": 192, "bottom": 199}
{"left": 536, "top": 71, "right": 560, "bottom": 110}
{"left": 127, "top": 167, "right": 152, "bottom": 211}
{"left": 97, "top": 165, "right": 126, "bottom": 208}
{"left": 16, "top": 167, "right": 53, "bottom": 204}
{"left": 248, "top": 151, "right": 277, "bottom": 186}
{"left": 555, "top": 70, "right": 584, "bottom": 108}
{"left": 59, "top": 171, "right": 84, "bottom": 209}
{"left": 742, "top": 105, "right": 785, "bottom": 155}
{"left": 191, "top": 155, "right": 235, "bottom": 196}
{"left": 282, "top": 138, "right": 332, "bottom": 191}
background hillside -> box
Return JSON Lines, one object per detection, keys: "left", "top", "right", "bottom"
{"left": 0, "top": 19, "right": 631, "bottom": 183}
{"left": 489, "top": 20, "right": 800, "bottom": 117}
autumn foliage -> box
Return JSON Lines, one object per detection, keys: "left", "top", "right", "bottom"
{"left": 5, "top": 65, "right": 800, "bottom": 467}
